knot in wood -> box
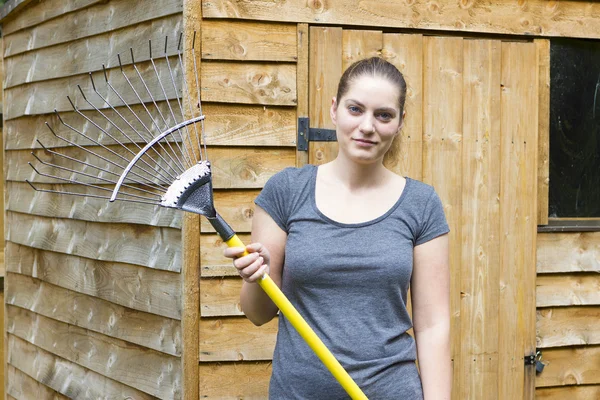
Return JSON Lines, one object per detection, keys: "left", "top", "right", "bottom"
{"left": 308, "top": 0, "right": 326, "bottom": 13}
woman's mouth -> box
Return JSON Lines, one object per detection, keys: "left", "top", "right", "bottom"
{"left": 353, "top": 138, "right": 376, "bottom": 146}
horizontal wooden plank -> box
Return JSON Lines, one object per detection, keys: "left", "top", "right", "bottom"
{"left": 4, "top": 0, "right": 182, "bottom": 57}
{"left": 7, "top": 364, "right": 69, "bottom": 399}
{"left": 7, "top": 306, "right": 181, "bottom": 398}
{"left": 202, "top": 190, "right": 258, "bottom": 233}
{"left": 537, "top": 273, "right": 600, "bottom": 307}
{"left": 201, "top": 62, "right": 296, "bottom": 106}
{"left": 536, "top": 385, "right": 600, "bottom": 400}
{"left": 201, "top": 233, "right": 251, "bottom": 277}
{"left": 537, "top": 232, "right": 600, "bottom": 273}
{"left": 199, "top": 361, "right": 271, "bottom": 399}
{"left": 7, "top": 181, "right": 182, "bottom": 228}
{"left": 202, "top": 20, "right": 296, "bottom": 61}
{"left": 537, "top": 307, "right": 600, "bottom": 348}
{"left": 5, "top": 101, "right": 185, "bottom": 150}
{"left": 201, "top": 0, "right": 600, "bottom": 40}
{"left": 1, "top": 0, "right": 100, "bottom": 36}
{"left": 6, "top": 272, "right": 181, "bottom": 356}
{"left": 209, "top": 147, "right": 295, "bottom": 189}
{"left": 4, "top": 57, "right": 182, "bottom": 120}
{"left": 6, "top": 212, "right": 182, "bottom": 272}
{"left": 4, "top": 14, "right": 183, "bottom": 88}
{"left": 8, "top": 334, "right": 155, "bottom": 399}
{"left": 200, "top": 317, "right": 277, "bottom": 361}
{"left": 535, "top": 345, "right": 600, "bottom": 387}
{"left": 201, "top": 277, "right": 243, "bottom": 317}
{"left": 5, "top": 242, "right": 181, "bottom": 320}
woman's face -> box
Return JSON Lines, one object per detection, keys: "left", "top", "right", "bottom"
{"left": 330, "top": 74, "right": 404, "bottom": 165}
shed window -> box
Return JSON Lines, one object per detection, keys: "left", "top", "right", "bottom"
{"left": 549, "top": 38, "right": 600, "bottom": 218}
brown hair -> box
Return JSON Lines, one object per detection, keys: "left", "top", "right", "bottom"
{"left": 335, "top": 57, "right": 408, "bottom": 113}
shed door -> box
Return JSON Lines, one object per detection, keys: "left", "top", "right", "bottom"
{"left": 305, "top": 27, "right": 539, "bottom": 400}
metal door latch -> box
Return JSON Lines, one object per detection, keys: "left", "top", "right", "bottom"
{"left": 525, "top": 351, "right": 545, "bottom": 374}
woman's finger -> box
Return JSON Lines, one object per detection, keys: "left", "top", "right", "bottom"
{"left": 233, "top": 252, "right": 260, "bottom": 272}
{"left": 247, "top": 263, "right": 269, "bottom": 282}
{"left": 223, "top": 246, "right": 247, "bottom": 259}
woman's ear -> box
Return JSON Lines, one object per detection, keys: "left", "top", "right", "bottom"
{"left": 330, "top": 97, "right": 338, "bottom": 126}
{"left": 397, "top": 110, "right": 406, "bottom": 134}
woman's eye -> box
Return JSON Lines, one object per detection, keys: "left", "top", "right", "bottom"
{"left": 378, "top": 113, "right": 393, "bottom": 121}
{"left": 348, "top": 106, "right": 361, "bottom": 113}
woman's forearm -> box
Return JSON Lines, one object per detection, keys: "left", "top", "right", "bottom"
{"left": 415, "top": 323, "right": 452, "bottom": 400}
{"left": 240, "top": 280, "right": 279, "bottom": 326}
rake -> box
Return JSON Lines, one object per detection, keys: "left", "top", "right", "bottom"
{"left": 26, "top": 32, "right": 367, "bottom": 399}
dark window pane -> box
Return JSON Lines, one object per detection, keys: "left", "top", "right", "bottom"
{"left": 549, "top": 39, "right": 600, "bottom": 218}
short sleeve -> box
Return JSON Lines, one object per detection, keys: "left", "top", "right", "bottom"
{"left": 254, "top": 169, "right": 292, "bottom": 232}
{"left": 415, "top": 189, "right": 450, "bottom": 246}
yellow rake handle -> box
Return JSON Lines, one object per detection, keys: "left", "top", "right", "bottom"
{"left": 225, "top": 234, "right": 367, "bottom": 400}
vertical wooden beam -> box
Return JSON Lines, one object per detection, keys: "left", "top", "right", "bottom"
{"left": 382, "top": 33, "right": 423, "bottom": 180}
{"left": 308, "top": 26, "right": 343, "bottom": 165}
{"left": 296, "top": 23, "right": 309, "bottom": 167}
{"left": 183, "top": 1, "right": 202, "bottom": 399}
{"left": 460, "top": 38, "right": 502, "bottom": 400}
{"left": 498, "top": 41, "right": 538, "bottom": 400}
{"left": 422, "top": 35, "right": 463, "bottom": 400}
{"left": 535, "top": 39, "right": 550, "bottom": 226}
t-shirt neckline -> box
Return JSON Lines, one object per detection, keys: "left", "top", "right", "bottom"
{"left": 310, "top": 164, "right": 411, "bottom": 228}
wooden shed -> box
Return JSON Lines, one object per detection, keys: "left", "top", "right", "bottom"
{"left": 1, "top": 0, "right": 599, "bottom": 399}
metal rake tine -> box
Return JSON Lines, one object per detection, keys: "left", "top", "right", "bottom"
{"left": 77, "top": 84, "right": 180, "bottom": 182}
{"left": 61, "top": 100, "right": 173, "bottom": 188}
{"left": 148, "top": 39, "right": 195, "bottom": 168}
{"left": 33, "top": 142, "right": 164, "bottom": 199}
{"left": 46, "top": 121, "right": 167, "bottom": 193}
{"left": 164, "top": 35, "right": 199, "bottom": 163}
{"left": 177, "top": 32, "right": 204, "bottom": 162}
{"left": 28, "top": 161, "right": 161, "bottom": 203}
{"left": 101, "top": 63, "right": 190, "bottom": 172}
{"left": 88, "top": 72, "right": 186, "bottom": 175}
{"left": 26, "top": 180, "right": 160, "bottom": 206}
{"left": 122, "top": 50, "right": 190, "bottom": 173}
{"left": 30, "top": 152, "right": 162, "bottom": 201}
{"left": 191, "top": 31, "right": 208, "bottom": 160}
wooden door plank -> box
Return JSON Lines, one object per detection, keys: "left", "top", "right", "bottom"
{"left": 422, "top": 36, "right": 463, "bottom": 400}
{"left": 199, "top": 362, "right": 271, "bottom": 399}
{"left": 535, "top": 39, "right": 550, "bottom": 226}
{"left": 382, "top": 33, "right": 423, "bottom": 180}
{"left": 460, "top": 38, "right": 502, "bottom": 400}
{"left": 341, "top": 29, "right": 382, "bottom": 71}
{"left": 297, "top": 23, "right": 309, "bottom": 167}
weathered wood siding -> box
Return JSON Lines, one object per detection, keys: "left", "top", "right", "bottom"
{"left": 2, "top": 0, "right": 185, "bottom": 398}
{"left": 536, "top": 232, "right": 600, "bottom": 398}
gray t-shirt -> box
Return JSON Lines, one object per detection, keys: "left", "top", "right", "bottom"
{"left": 255, "top": 165, "right": 449, "bottom": 399}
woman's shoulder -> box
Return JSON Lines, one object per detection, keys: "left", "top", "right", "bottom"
{"left": 404, "top": 177, "right": 439, "bottom": 203}
{"left": 268, "top": 164, "right": 316, "bottom": 186}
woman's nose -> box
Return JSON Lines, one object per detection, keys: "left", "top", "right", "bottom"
{"left": 359, "top": 115, "right": 375, "bottom": 134}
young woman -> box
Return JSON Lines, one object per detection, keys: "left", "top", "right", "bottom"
{"left": 224, "top": 57, "right": 451, "bottom": 400}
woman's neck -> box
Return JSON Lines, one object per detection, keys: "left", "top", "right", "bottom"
{"left": 326, "top": 155, "right": 390, "bottom": 191}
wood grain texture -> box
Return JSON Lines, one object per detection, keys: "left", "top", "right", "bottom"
{"left": 3, "top": 0, "right": 182, "bottom": 58}
{"left": 6, "top": 272, "right": 181, "bottom": 356}
{"left": 201, "top": 20, "right": 296, "bottom": 61}
{"left": 422, "top": 36, "right": 463, "bottom": 400}
{"left": 5, "top": 242, "right": 182, "bottom": 320}
{"left": 498, "top": 41, "right": 539, "bottom": 400}
{"left": 201, "top": 0, "right": 600, "bottom": 40}
{"left": 536, "top": 385, "right": 600, "bottom": 400}
{"left": 296, "top": 23, "right": 309, "bottom": 167}
{"left": 199, "top": 361, "right": 271, "bottom": 399}
{"left": 199, "top": 317, "right": 277, "bottom": 361}
{"left": 208, "top": 147, "right": 295, "bottom": 189}
{"left": 537, "top": 232, "right": 600, "bottom": 273}
{"left": 200, "top": 278, "right": 244, "bottom": 317}
{"left": 537, "top": 273, "right": 600, "bottom": 307}
{"left": 341, "top": 29, "right": 382, "bottom": 71}
{"left": 203, "top": 103, "right": 296, "bottom": 146}
{"left": 4, "top": 57, "right": 181, "bottom": 120}
{"left": 308, "top": 26, "right": 342, "bottom": 166}
{"left": 536, "top": 39, "right": 550, "bottom": 226}
{"left": 7, "top": 334, "right": 157, "bottom": 400}
{"left": 7, "top": 306, "right": 181, "bottom": 398}
{"left": 4, "top": 14, "right": 183, "bottom": 89}
{"left": 1, "top": 0, "right": 100, "bottom": 36}
{"left": 382, "top": 33, "right": 423, "bottom": 180}
{"left": 7, "top": 364, "right": 68, "bottom": 399}
{"left": 201, "top": 190, "right": 257, "bottom": 233}
{"left": 6, "top": 212, "right": 182, "bottom": 272}
{"left": 201, "top": 233, "right": 251, "bottom": 277}
{"left": 537, "top": 307, "right": 600, "bottom": 348}
{"left": 201, "top": 62, "right": 296, "bottom": 106}
{"left": 459, "top": 38, "right": 502, "bottom": 400}
{"left": 535, "top": 345, "right": 600, "bottom": 387}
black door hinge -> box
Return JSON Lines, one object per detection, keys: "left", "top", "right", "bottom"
{"left": 297, "top": 117, "right": 337, "bottom": 151}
